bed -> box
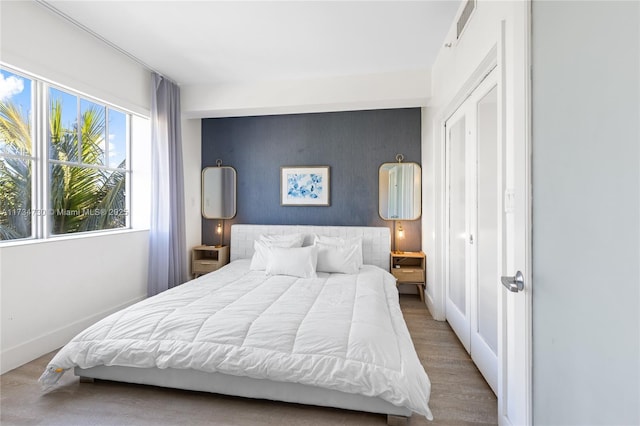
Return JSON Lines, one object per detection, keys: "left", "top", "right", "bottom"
{"left": 39, "top": 225, "right": 433, "bottom": 424}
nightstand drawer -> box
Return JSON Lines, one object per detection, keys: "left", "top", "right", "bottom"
{"left": 392, "top": 268, "right": 424, "bottom": 283}
{"left": 193, "top": 260, "right": 222, "bottom": 274}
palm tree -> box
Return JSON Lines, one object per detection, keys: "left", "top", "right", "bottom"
{"left": 0, "top": 102, "right": 32, "bottom": 240}
{"left": 0, "top": 96, "right": 127, "bottom": 240}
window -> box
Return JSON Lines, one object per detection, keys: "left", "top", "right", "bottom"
{"left": 48, "top": 86, "right": 129, "bottom": 235}
{"left": 0, "top": 67, "right": 132, "bottom": 241}
{"left": 0, "top": 69, "right": 34, "bottom": 240}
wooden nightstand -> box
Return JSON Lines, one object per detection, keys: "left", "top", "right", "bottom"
{"left": 191, "top": 245, "right": 230, "bottom": 278}
{"left": 390, "top": 251, "right": 426, "bottom": 302}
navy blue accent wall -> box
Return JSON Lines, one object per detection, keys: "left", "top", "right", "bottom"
{"left": 201, "top": 108, "right": 422, "bottom": 251}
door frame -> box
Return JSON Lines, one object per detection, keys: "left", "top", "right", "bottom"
{"left": 430, "top": 7, "right": 532, "bottom": 425}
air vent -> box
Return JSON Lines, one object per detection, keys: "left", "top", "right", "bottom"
{"left": 456, "top": 0, "right": 476, "bottom": 39}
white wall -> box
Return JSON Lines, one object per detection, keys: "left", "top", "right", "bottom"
{"left": 532, "top": 1, "right": 639, "bottom": 424}
{"left": 0, "top": 0, "right": 152, "bottom": 373}
{"left": 181, "top": 69, "right": 430, "bottom": 118}
{"left": 0, "top": 232, "right": 148, "bottom": 373}
{"left": 181, "top": 117, "right": 202, "bottom": 264}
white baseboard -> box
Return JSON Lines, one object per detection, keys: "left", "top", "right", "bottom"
{"left": 1, "top": 295, "right": 145, "bottom": 374}
{"left": 425, "top": 290, "right": 445, "bottom": 321}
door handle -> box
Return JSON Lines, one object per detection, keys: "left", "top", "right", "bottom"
{"left": 501, "top": 271, "right": 524, "bottom": 292}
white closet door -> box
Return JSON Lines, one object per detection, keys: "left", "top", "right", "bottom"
{"left": 471, "top": 79, "right": 499, "bottom": 394}
{"left": 445, "top": 69, "right": 499, "bottom": 392}
{"left": 445, "top": 106, "right": 472, "bottom": 352}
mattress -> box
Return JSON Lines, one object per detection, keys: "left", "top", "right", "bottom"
{"left": 40, "top": 259, "right": 432, "bottom": 419}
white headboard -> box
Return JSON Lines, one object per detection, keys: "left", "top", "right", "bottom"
{"left": 230, "top": 224, "right": 391, "bottom": 271}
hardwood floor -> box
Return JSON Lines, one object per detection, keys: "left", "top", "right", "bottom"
{"left": 0, "top": 295, "right": 497, "bottom": 425}
{"left": 400, "top": 297, "right": 497, "bottom": 425}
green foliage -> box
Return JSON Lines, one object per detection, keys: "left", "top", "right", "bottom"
{"left": 0, "top": 98, "right": 127, "bottom": 240}
{"left": 0, "top": 102, "right": 32, "bottom": 240}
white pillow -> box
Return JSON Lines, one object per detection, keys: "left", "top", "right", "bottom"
{"left": 265, "top": 245, "right": 318, "bottom": 278}
{"left": 315, "top": 241, "right": 361, "bottom": 274}
{"left": 314, "top": 235, "right": 363, "bottom": 271}
{"left": 249, "top": 233, "right": 305, "bottom": 271}
{"left": 260, "top": 233, "right": 304, "bottom": 246}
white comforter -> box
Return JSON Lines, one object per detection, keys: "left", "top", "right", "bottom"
{"left": 40, "top": 260, "right": 432, "bottom": 419}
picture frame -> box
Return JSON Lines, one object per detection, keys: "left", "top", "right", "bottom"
{"left": 280, "top": 166, "right": 330, "bottom": 206}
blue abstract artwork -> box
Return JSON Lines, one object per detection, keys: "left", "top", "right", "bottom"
{"left": 281, "top": 166, "right": 329, "bottom": 206}
{"left": 287, "top": 173, "right": 323, "bottom": 199}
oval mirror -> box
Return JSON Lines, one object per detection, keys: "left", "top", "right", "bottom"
{"left": 202, "top": 166, "right": 237, "bottom": 219}
{"left": 379, "top": 162, "right": 421, "bottom": 220}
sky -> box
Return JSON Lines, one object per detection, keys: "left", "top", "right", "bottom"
{"left": 0, "top": 68, "right": 126, "bottom": 167}
{"left": 0, "top": 69, "right": 31, "bottom": 117}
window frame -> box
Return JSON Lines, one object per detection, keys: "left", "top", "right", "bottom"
{"left": 0, "top": 65, "right": 133, "bottom": 243}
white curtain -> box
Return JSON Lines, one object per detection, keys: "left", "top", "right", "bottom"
{"left": 147, "top": 73, "right": 187, "bottom": 296}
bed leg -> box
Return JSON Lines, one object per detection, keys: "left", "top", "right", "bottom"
{"left": 387, "top": 414, "right": 409, "bottom": 426}
{"left": 79, "top": 376, "right": 94, "bottom": 383}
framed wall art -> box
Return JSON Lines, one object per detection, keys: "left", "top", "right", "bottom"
{"left": 280, "top": 166, "right": 330, "bottom": 206}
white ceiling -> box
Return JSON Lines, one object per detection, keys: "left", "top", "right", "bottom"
{"left": 44, "top": 1, "right": 460, "bottom": 87}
